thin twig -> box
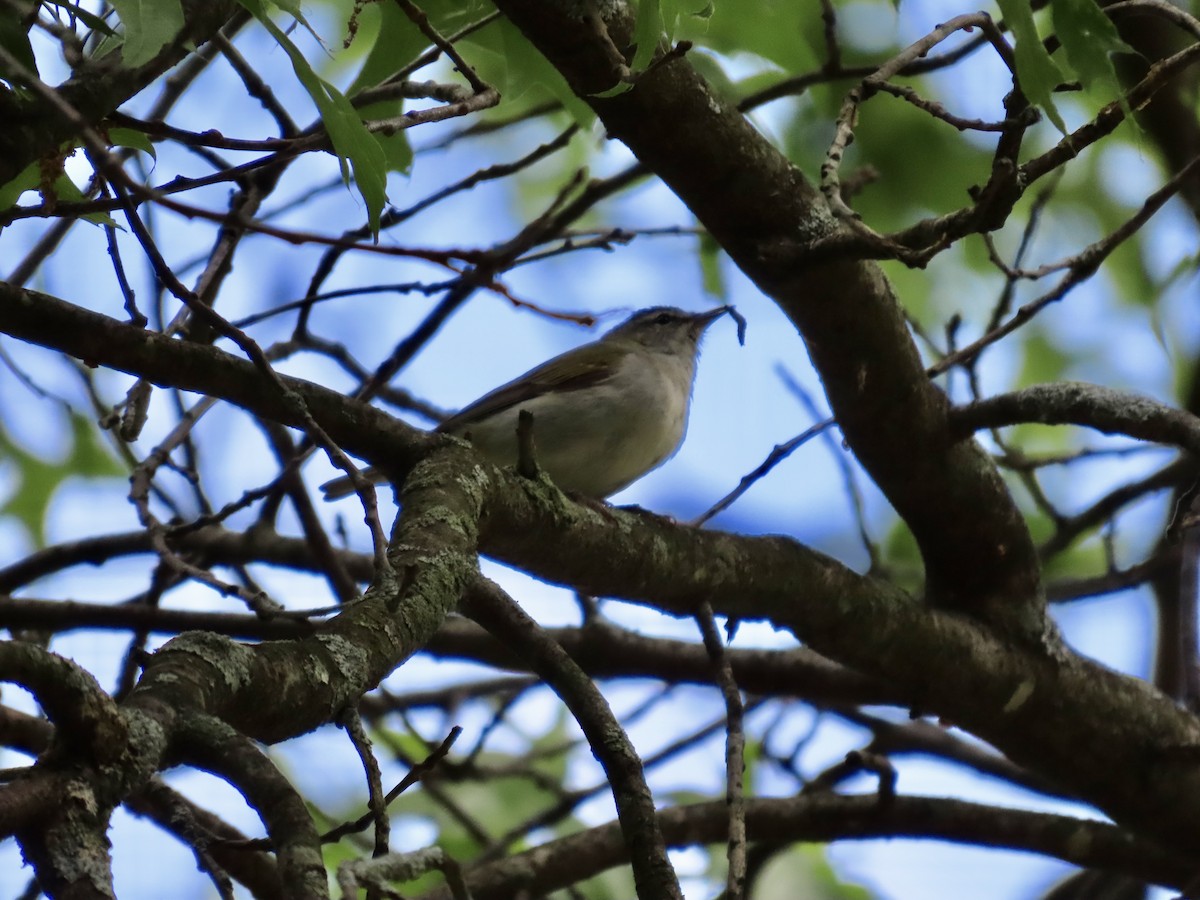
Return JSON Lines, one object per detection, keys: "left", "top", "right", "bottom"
{"left": 695, "top": 603, "right": 746, "bottom": 900}
{"left": 339, "top": 706, "right": 390, "bottom": 857}
{"left": 693, "top": 418, "right": 835, "bottom": 526}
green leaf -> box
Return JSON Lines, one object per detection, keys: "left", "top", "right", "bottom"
{"left": 625, "top": 0, "right": 711, "bottom": 83}
{"left": 752, "top": 845, "right": 873, "bottom": 900}
{"left": 0, "top": 154, "right": 115, "bottom": 226}
{"left": 0, "top": 412, "right": 123, "bottom": 545}
{"left": 347, "top": 2, "right": 430, "bottom": 97}
{"left": 348, "top": 1, "right": 485, "bottom": 97}
{"left": 995, "top": 0, "right": 1067, "bottom": 133}
{"left": 1041, "top": 535, "right": 1104, "bottom": 579}
{"left": 683, "top": 0, "right": 817, "bottom": 75}
{"left": 467, "top": 18, "right": 593, "bottom": 127}
{"left": 50, "top": 174, "right": 117, "bottom": 227}
{"left": 0, "top": 162, "right": 39, "bottom": 212}
{"left": 237, "top": 0, "right": 390, "bottom": 236}
{"left": 880, "top": 516, "right": 922, "bottom": 591}
{"left": 1017, "top": 330, "right": 1070, "bottom": 386}
{"left": 632, "top": 0, "right": 663, "bottom": 72}
{"left": 108, "top": 0, "right": 185, "bottom": 67}
{"left": 698, "top": 229, "right": 727, "bottom": 299}
{"left": 0, "top": 12, "right": 37, "bottom": 83}
{"left": 69, "top": 411, "right": 124, "bottom": 479}
{"left": 659, "top": 0, "right": 707, "bottom": 46}
{"left": 345, "top": 3, "right": 428, "bottom": 176}
{"left": 1051, "top": 0, "right": 1131, "bottom": 101}
{"left": 591, "top": 81, "right": 634, "bottom": 99}
{"left": 375, "top": 128, "right": 414, "bottom": 176}
{"left": 106, "top": 126, "right": 156, "bottom": 159}
{"left": 262, "top": 0, "right": 324, "bottom": 45}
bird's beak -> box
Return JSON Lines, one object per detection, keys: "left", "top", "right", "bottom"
{"left": 691, "top": 305, "right": 731, "bottom": 331}
{"left": 692, "top": 305, "right": 745, "bottom": 344}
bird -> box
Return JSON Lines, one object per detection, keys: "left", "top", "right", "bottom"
{"left": 320, "top": 305, "right": 738, "bottom": 501}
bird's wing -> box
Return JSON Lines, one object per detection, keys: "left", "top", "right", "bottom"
{"left": 437, "top": 342, "right": 621, "bottom": 433}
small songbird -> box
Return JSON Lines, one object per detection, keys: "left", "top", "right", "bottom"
{"left": 320, "top": 305, "right": 737, "bottom": 500}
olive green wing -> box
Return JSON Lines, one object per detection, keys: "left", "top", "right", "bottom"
{"left": 437, "top": 342, "right": 622, "bottom": 433}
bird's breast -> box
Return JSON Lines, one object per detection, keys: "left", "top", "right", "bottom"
{"left": 452, "top": 351, "right": 696, "bottom": 497}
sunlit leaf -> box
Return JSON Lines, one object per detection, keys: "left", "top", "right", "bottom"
{"left": 236, "top": 0, "right": 390, "bottom": 236}
{"left": 632, "top": 0, "right": 664, "bottom": 72}
{"left": 347, "top": 1, "right": 430, "bottom": 97}
{"left": 0, "top": 163, "right": 39, "bottom": 212}
{"left": 996, "top": 0, "right": 1067, "bottom": 133}
{"left": 1051, "top": 0, "right": 1131, "bottom": 100}
{"left": 681, "top": 0, "right": 818, "bottom": 74}
{"left": 50, "top": 174, "right": 116, "bottom": 227}
{"left": 460, "top": 18, "right": 594, "bottom": 127}
{"left": 108, "top": 0, "right": 185, "bottom": 67}
{"left": 106, "top": 126, "right": 156, "bottom": 159}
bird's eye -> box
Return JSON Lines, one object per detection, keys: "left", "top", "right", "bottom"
{"left": 654, "top": 312, "right": 673, "bottom": 326}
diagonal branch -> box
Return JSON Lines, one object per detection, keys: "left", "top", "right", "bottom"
{"left": 464, "top": 577, "right": 682, "bottom": 900}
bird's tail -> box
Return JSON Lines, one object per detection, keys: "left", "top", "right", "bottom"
{"left": 319, "top": 465, "right": 386, "bottom": 500}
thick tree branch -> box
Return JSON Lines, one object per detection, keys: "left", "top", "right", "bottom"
{"left": 172, "top": 714, "right": 326, "bottom": 899}
{"left": 0, "top": 642, "right": 124, "bottom": 764}
{"left": 951, "top": 382, "right": 1200, "bottom": 453}
{"left": 0, "top": 435, "right": 481, "bottom": 891}
{"left": 0, "top": 595, "right": 894, "bottom": 707}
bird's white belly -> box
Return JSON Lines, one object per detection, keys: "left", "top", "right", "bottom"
{"left": 455, "top": 356, "right": 691, "bottom": 497}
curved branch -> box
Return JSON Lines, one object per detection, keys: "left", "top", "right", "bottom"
{"left": 418, "top": 793, "right": 1191, "bottom": 899}
{"left": 125, "top": 450, "right": 480, "bottom": 745}
{"left": 464, "top": 578, "right": 682, "bottom": 900}
{"left": 0, "top": 708, "right": 287, "bottom": 899}
{"left": 0, "top": 525, "right": 374, "bottom": 593}
{"left": 172, "top": 714, "right": 326, "bottom": 899}
{"left": 951, "top": 382, "right": 1200, "bottom": 454}
{"left": 1040, "top": 459, "right": 1193, "bottom": 559}
{"left": 128, "top": 778, "right": 286, "bottom": 900}
{"left": 0, "top": 641, "right": 125, "bottom": 764}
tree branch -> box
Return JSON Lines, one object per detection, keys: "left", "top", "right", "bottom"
{"left": 951, "top": 382, "right": 1200, "bottom": 454}
{"left": 418, "top": 793, "right": 1192, "bottom": 899}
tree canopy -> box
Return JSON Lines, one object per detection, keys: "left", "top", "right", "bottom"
{"left": 2, "top": 0, "right": 1200, "bottom": 898}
